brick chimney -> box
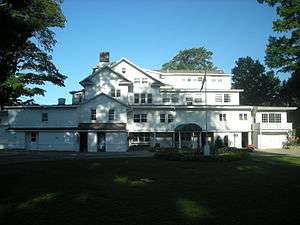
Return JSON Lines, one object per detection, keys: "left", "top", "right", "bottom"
{"left": 99, "top": 52, "right": 109, "bottom": 63}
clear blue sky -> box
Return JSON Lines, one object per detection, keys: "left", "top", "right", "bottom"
{"left": 35, "top": 0, "right": 281, "bottom": 105}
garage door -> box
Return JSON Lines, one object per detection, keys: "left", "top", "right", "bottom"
{"left": 106, "top": 132, "right": 128, "bottom": 152}
{"left": 259, "top": 134, "right": 287, "bottom": 149}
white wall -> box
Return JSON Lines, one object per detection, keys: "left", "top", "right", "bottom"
{"left": 7, "top": 108, "right": 78, "bottom": 128}
{"left": 38, "top": 132, "right": 78, "bottom": 151}
{"left": 8, "top": 131, "right": 26, "bottom": 149}
{"left": 77, "top": 94, "right": 128, "bottom": 123}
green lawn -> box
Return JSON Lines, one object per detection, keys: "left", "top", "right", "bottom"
{"left": 1, "top": 156, "right": 300, "bottom": 225}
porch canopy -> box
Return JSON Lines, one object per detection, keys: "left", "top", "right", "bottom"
{"left": 174, "top": 123, "right": 202, "bottom": 133}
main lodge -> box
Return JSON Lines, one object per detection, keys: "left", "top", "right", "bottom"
{"left": 0, "top": 52, "right": 297, "bottom": 152}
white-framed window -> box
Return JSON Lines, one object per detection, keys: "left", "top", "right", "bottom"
{"left": 141, "top": 114, "right": 147, "bottom": 122}
{"left": 186, "top": 97, "right": 193, "bottom": 105}
{"left": 133, "top": 114, "right": 147, "bottom": 123}
{"left": 194, "top": 97, "right": 203, "bottom": 103}
{"left": 116, "top": 89, "right": 121, "bottom": 97}
{"left": 108, "top": 109, "right": 115, "bottom": 121}
{"left": 134, "top": 78, "right": 140, "bottom": 83}
{"left": 91, "top": 109, "right": 96, "bottom": 121}
{"left": 239, "top": 113, "right": 248, "bottom": 120}
{"left": 215, "top": 94, "right": 222, "bottom": 103}
{"left": 122, "top": 67, "right": 126, "bottom": 73}
{"left": 262, "top": 114, "right": 268, "bottom": 123}
{"left": 132, "top": 133, "right": 150, "bottom": 143}
{"left": 160, "top": 113, "right": 166, "bottom": 123}
{"left": 111, "top": 88, "right": 115, "bottom": 97}
{"left": 224, "top": 94, "right": 231, "bottom": 103}
{"left": 198, "top": 76, "right": 203, "bottom": 81}
{"left": 141, "top": 93, "right": 146, "bottom": 103}
{"left": 142, "top": 78, "right": 148, "bottom": 84}
{"left": 31, "top": 132, "right": 37, "bottom": 142}
{"left": 212, "top": 78, "right": 217, "bottom": 82}
{"left": 147, "top": 94, "right": 152, "bottom": 104}
{"left": 134, "top": 94, "right": 139, "bottom": 103}
{"left": 168, "top": 114, "right": 174, "bottom": 123}
{"left": 162, "top": 94, "right": 170, "bottom": 103}
{"left": 42, "top": 113, "right": 48, "bottom": 122}
{"left": 219, "top": 113, "right": 227, "bottom": 121}
{"left": 269, "top": 113, "right": 281, "bottom": 123}
{"left": 218, "top": 79, "right": 222, "bottom": 82}
{"left": 133, "top": 114, "right": 140, "bottom": 123}
{"left": 171, "top": 94, "right": 179, "bottom": 103}
{"left": 187, "top": 77, "right": 191, "bottom": 82}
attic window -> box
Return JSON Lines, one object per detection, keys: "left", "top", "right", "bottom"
{"left": 122, "top": 67, "right": 126, "bottom": 73}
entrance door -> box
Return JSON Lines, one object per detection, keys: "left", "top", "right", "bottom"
{"left": 97, "top": 132, "right": 106, "bottom": 152}
{"left": 242, "top": 132, "right": 249, "bottom": 147}
{"left": 79, "top": 132, "right": 88, "bottom": 152}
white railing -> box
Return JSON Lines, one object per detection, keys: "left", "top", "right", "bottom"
{"left": 252, "top": 123, "right": 292, "bottom": 130}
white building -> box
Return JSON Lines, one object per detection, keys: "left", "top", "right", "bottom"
{"left": 0, "top": 52, "right": 297, "bottom": 152}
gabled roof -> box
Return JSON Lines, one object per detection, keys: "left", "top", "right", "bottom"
{"left": 79, "top": 65, "right": 132, "bottom": 86}
{"left": 111, "top": 57, "right": 165, "bottom": 86}
{"left": 79, "top": 92, "right": 129, "bottom": 108}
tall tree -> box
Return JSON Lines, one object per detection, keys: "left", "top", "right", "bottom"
{"left": 161, "top": 47, "right": 216, "bottom": 71}
{"left": 257, "top": 0, "right": 300, "bottom": 105}
{"left": 232, "top": 57, "right": 282, "bottom": 106}
{"left": 0, "top": 0, "right": 66, "bottom": 107}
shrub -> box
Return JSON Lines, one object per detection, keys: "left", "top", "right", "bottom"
{"left": 153, "top": 149, "right": 249, "bottom": 162}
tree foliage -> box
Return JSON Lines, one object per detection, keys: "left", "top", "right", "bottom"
{"left": 0, "top": 0, "right": 66, "bottom": 106}
{"left": 257, "top": 0, "right": 300, "bottom": 73}
{"left": 161, "top": 47, "right": 216, "bottom": 71}
{"left": 232, "top": 57, "right": 283, "bottom": 106}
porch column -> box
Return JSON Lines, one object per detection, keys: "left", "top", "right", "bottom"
{"left": 172, "top": 132, "right": 175, "bottom": 147}
{"left": 178, "top": 131, "right": 182, "bottom": 149}
{"left": 198, "top": 132, "right": 201, "bottom": 149}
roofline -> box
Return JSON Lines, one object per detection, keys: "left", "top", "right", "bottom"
{"left": 159, "top": 88, "right": 244, "bottom": 93}
{"left": 254, "top": 106, "right": 297, "bottom": 111}
{"left": 4, "top": 105, "right": 78, "bottom": 109}
{"left": 79, "top": 65, "right": 132, "bottom": 85}
{"left": 130, "top": 105, "right": 253, "bottom": 110}
{"left": 111, "top": 58, "right": 165, "bottom": 85}
{"left": 146, "top": 69, "right": 232, "bottom": 77}
{"left": 79, "top": 92, "right": 129, "bottom": 108}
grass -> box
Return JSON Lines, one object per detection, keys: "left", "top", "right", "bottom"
{"left": 0, "top": 156, "right": 300, "bottom": 225}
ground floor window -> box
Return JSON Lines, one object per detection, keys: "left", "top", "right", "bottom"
{"left": 31, "top": 132, "right": 37, "bottom": 142}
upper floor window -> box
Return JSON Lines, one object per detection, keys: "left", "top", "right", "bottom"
{"left": 116, "top": 89, "right": 121, "bottom": 97}
{"left": 134, "top": 94, "right": 139, "bottom": 103}
{"left": 224, "top": 94, "right": 231, "bottom": 103}
{"left": 262, "top": 114, "right": 268, "bottom": 123}
{"left": 42, "top": 113, "right": 48, "bottom": 122}
{"left": 160, "top": 113, "right": 166, "bottom": 123}
{"left": 133, "top": 114, "right": 147, "bottom": 123}
{"left": 198, "top": 76, "right": 203, "bottom": 81}
{"left": 111, "top": 88, "right": 115, "bottom": 97}
{"left": 239, "top": 113, "right": 247, "bottom": 120}
{"left": 219, "top": 113, "right": 227, "bottom": 121}
{"left": 111, "top": 88, "right": 120, "bottom": 98}
{"left": 108, "top": 109, "right": 115, "bottom": 121}
{"left": 122, "top": 67, "right": 126, "bottom": 73}
{"left": 218, "top": 79, "right": 222, "bottom": 82}
{"left": 194, "top": 97, "right": 203, "bottom": 103}
{"left": 142, "top": 78, "right": 148, "bottom": 84}
{"left": 162, "top": 94, "right": 170, "bottom": 103}
{"left": 134, "top": 78, "right": 140, "bottom": 83}
{"left": 91, "top": 109, "right": 96, "bottom": 121}
{"left": 171, "top": 94, "right": 179, "bottom": 103}
{"left": 186, "top": 97, "right": 193, "bottom": 105}
{"left": 141, "top": 93, "right": 146, "bottom": 103}
{"left": 215, "top": 94, "right": 222, "bottom": 103}
{"left": 147, "top": 94, "right": 152, "bottom": 104}
{"left": 269, "top": 113, "right": 281, "bottom": 123}
{"left": 187, "top": 77, "right": 191, "bottom": 82}
{"left": 168, "top": 114, "right": 174, "bottom": 123}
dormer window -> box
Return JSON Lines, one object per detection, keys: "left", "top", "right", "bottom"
{"left": 122, "top": 67, "right": 126, "bottom": 73}
{"left": 134, "top": 78, "right": 140, "bottom": 83}
{"left": 142, "top": 78, "right": 148, "bottom": 84}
